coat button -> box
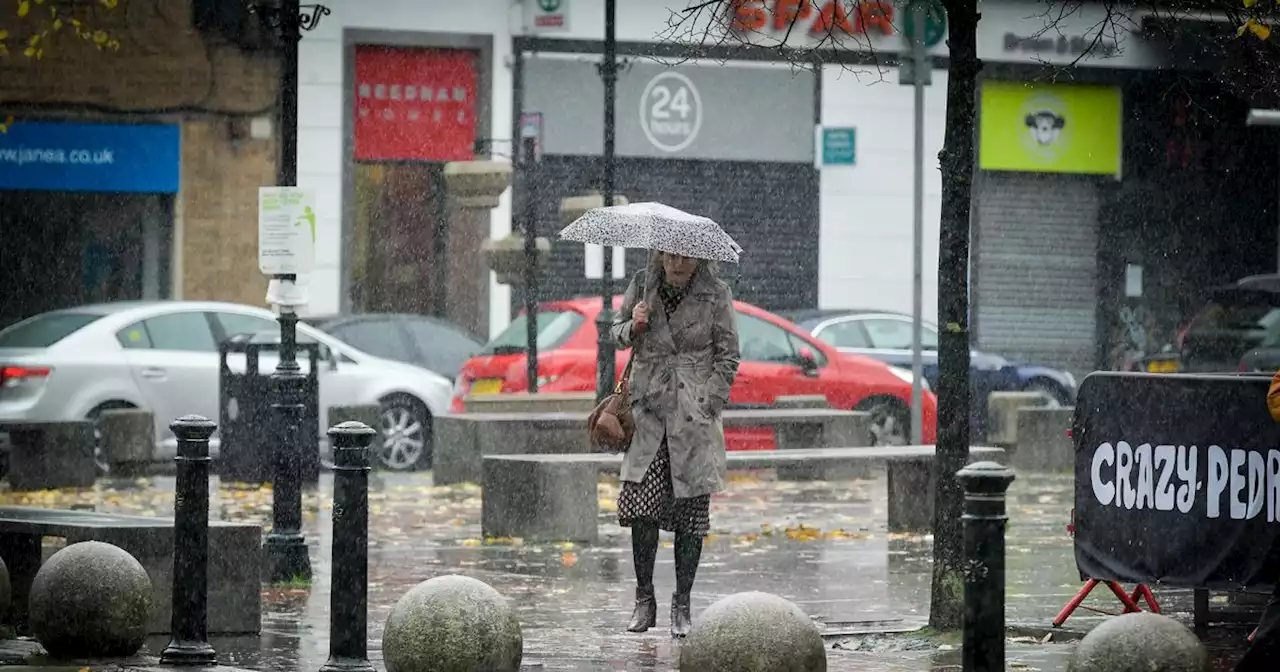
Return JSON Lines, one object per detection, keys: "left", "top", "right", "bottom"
{"left": 686, "top": 414, "right": 694, "bottom": 422}
{"left": 678, "top": 382, "right": 685, "bottom": 389}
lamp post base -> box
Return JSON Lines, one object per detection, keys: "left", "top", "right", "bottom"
{"left": 320, "top": 656, "right": 375, "bottom": 672}
{"left": 265, "top": 532, "right": 312, "bottom": 583}
{"left": 160, "top": 640, "right": 217, "bottom": 666}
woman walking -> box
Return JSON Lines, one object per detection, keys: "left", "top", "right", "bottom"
{"left": 611, "top": 250, "right": 741, "bottom": 638}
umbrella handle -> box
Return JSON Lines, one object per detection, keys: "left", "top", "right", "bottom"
{"left": 633, "top": 317, "right": 648, "bottom": 336}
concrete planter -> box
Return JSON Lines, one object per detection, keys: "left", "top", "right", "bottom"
{"left": 483, "top": 235, "right": 550, "bottom": 285}
{"left": 558, "top": 192, "right": 629, "bottom": 227}
{"left": 443, "top": 160, "right": 513, "bottom": 209}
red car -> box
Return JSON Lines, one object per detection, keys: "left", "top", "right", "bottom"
{"left": 453, "top": 296, "right": 938, "bottom": 449}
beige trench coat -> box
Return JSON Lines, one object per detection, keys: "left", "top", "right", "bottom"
{"left": 610, "top": 266, "right": 741, "bottom": 499}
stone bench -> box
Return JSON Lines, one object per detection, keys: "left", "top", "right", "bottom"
{"left": 1, "top": 422, "right": 96, "bottom": 491}
{"left": 462, "top": 392, "right": 598, "bottom": 414}
{"left": 1013, "top": 406, "right": 1075, "bottom": 472}
{"left": 480, "top": 445, "right": 1004, "bottom": 543}
{"left": 0, "top": 506, "right": 261, "bottom": 635}
{"left": 434, "top": 407, "right": 871, "bottom": 487}
{"left": 985, "top": 391, "right": 1052, "bottom": 447}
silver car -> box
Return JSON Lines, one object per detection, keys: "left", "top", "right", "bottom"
{"left": 0, "top": 301, "right": 453, "bottom": 471}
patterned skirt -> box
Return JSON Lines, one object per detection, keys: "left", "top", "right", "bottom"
{"left": 617, "top": 438, "right": 711, "bottom": 537}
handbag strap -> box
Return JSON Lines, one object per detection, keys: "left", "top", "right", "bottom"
{"left": 615, "top": 272, "right": 647, "bottom": 395}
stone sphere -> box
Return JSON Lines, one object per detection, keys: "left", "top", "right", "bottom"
{"left": 28, "top": 541, "right": 152, "bottom": 659}
{"left": 382, "top": 574, "right": 523, "bottom": 672}
{"left": 679, "top": 591, "right": 827, "bottom": 672}
{"left": 1071, "top": 612, "right": 1209, "bottom": 672}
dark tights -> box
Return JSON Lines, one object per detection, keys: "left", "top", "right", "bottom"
{"left": 630, "top": 521, "right": 703, "bottom": 595}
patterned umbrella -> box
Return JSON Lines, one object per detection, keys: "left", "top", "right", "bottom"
{"left": 558, "top": 202, "right": 743, "bottom": 264}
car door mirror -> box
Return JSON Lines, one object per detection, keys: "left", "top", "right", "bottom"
{"left": 796, "top": 347, "right": 819, "bottom": 376}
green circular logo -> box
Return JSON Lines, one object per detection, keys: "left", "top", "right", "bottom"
{"left": 902, "top": 1, "right": 947, "bottom": 49}
{"left": 538, "top": 0, "right": 561, "bottom": 12}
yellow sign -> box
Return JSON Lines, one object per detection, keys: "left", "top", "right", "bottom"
{"left": 979, "top": 81, "right": 1122, "bottom": 176}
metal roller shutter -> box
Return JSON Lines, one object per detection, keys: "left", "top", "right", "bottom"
{"left": 516, "top": 155, "right": 819, "bottom": 314}
{"left": 974, "top": 172, "right": 1100, "bottom": 378}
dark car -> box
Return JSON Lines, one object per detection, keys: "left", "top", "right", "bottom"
{"left": 780, "top": 308, "right": 1078, "bottom": 440}
{"left": 1156, "top": 275, "right": 1280, "bottom": 374}
{"left": 303, "top": 313, "right": 483, "bottom": 382}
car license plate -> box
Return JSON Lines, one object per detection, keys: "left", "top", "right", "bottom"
{"left": 1147, "top": 360, "right": 1179, "bottom": 374}
{"left": 470, "top": 378, "right": 504, "bottom": 395}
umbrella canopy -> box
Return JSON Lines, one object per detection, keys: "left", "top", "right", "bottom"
{"left": 558, "top": 202, "right": 743, "bottom": 264}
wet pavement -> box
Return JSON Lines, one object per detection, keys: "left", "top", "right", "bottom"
{"left": 0, "top": 468, "right": 1257, "bottom": 670}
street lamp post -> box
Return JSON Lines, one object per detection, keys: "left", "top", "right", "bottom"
{"left": 264, "top": 0, "right": 329, "bottom": 584}
{"left": 595, "top": 0, "right": 618, "bottom": 404}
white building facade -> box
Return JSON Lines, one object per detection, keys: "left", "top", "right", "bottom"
{"left": 296, "top": 0, "right": 1176, "bottom": 375}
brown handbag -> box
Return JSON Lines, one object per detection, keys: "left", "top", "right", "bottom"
{"left": 588, "top": 355, "right": 636, "bottom": 452}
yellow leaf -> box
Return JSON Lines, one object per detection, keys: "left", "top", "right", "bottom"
{"left": 28, "top": 33, "right": 40, "bottom": 46}
{"left": 1248, "top": 19, "right": 1273, "bottom": 40}
{"left": 0, "top": 29, "right": 8, "bottom": 39}
{"left": 92, "top": 30, "right": 107, "bottom": 45}
{"left": 100, "top": 0, "right": 118, "bottom": 7}
{"left": 17, "top": 1, "right": 29, "bottom": 18}
{"left": 22, "top": 45, "right": 35, "bottom": 57}
{"left": 1245, "top": 0, "right": 1258, "bottom": 7}
{"left": 52, "top": 18, "right": 61, "bottom": 30}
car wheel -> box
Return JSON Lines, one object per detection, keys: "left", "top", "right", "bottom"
{"left": 1023, "top": 379, "right": 1069, "bottom": 407}
{"left": 86, "top": 401, "right": 137, "bottom": 477}
{"left": 378, "top": 394, "right": 433, "bottom": 472}
{"left": 858, "top": 397, "right": 911, "bottom": 447}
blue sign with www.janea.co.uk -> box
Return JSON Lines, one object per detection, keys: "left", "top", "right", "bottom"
{"left": 822, "top": 127, "right": 856, "bottom": 166}
{"left": 0, "top": 121, "right": 180, "bottom": 193}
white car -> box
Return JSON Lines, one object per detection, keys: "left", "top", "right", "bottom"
{"left": 0, "top": 301, "right": 453, "bottom": 471}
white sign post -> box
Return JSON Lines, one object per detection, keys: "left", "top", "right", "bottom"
{"left": 639, "top": 71, "right": 703, "bottom": 153}
{"left": 259, "top": 186, "right": 316, "bottom": 308}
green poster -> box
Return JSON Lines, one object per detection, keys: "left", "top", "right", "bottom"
{"left": 979, "top": 81, "right": 1122, "bottom": 176}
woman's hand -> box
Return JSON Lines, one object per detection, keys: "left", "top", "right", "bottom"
{"left": 632, "top": 301, "right": 649, "bottom": 325}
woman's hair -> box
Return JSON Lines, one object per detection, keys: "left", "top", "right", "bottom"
{"left": 647, "top": 250, "right": 720, "bottom": 279}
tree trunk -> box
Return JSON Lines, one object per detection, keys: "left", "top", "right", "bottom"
{"left": 929, "top": 0, "right": 982, "bottom": 631}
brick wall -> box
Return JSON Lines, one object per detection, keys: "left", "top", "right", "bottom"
{"left": 179, "top": 119, "right": 277, "bottom": 305}
{"left": 0, "top": 0, "right": 281, "bottom": 307}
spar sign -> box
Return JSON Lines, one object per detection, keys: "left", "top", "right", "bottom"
{"left": 729, "top": 0, "right": 947, "bottom": 49}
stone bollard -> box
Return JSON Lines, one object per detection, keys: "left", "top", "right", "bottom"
{"left": 160, "top": 415, "right": 218, "bottom": 666}
{"left": 679, "top": 592, "right": 826, "bottom": 671}
{"left": 382, "top": 575, "right": 523, "bottom": 672}
{"left": 320, "top": 421, "right": 377, "bottom": 672}
{"left": 29, "top": 541, "right": 152, "bottom": 659}
{"left": 1070, "top": 612, "right": 1209, "bottom": 671}
{"left": 957, "top": 461, "right": 1016, "bottom": 672}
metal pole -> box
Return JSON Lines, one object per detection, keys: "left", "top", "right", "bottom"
{"left": 596, "top": 0, "right": 618, "bottom": 404}
{"left": 523, "top": 135, "right": 540, "bottom": 393}
{"left": 160, "top": 415, "right": 217, "bottom": 666}
{"left": 910, "top": 4, "right": 926, "bottom": 446}
{"left": 957, "top": 461, "right": 1016, "bottom": 672}
{"left": 266, "top": 0, "right": 312, "bottom": 584}
{"left": 319, "top": 421, "right": 376, "bottom": 672}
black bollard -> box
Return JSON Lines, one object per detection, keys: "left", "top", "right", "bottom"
{"left": 957, "top": 461, "right": 1016, "bottom": 672}
{"left": 319, "top": 421, "right": 377, "bottom": 672}
{"left": 160, "top": 414, "right": 218, "bottom": 666}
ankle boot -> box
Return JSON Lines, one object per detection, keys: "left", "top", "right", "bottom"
{"left": 627, "top": 586, "right": 657, "bottom": 633}
{"left": 670, "top": 592, "right": 692, "bottom": 638}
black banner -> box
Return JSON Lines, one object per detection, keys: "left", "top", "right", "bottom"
{"left": 1074, "top": 372, "right": 1280, "bottom": 590}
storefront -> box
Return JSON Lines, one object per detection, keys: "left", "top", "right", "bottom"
{"left": 0, "top": 120, "right": 179, "bottom": 328}
{"left": 518, "top": 54, "right": 819, "bottom": 311}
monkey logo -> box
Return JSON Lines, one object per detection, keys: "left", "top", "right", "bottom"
{"left": 1025, "top": 110, "right": 1066, "bottom": 147}
{"left": 1018, "top": 92, "right": 1071, "bottom": 163}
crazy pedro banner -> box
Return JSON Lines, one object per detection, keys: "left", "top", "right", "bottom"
{"left": 1073, "top": 372, "right": 1280, "bottom": 590}
{"left": 980, "top": 81, "right": 1122, "bottom": 176}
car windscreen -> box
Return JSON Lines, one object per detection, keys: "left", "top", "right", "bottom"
{"left": 480, "top": 309, "right": 585, "bottom": 355}
{"left": 1192, "top": 291, "right": 1280, "bottom": 332}
{"left": 0, "top": 312, "right": 103, "bottom": 348}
